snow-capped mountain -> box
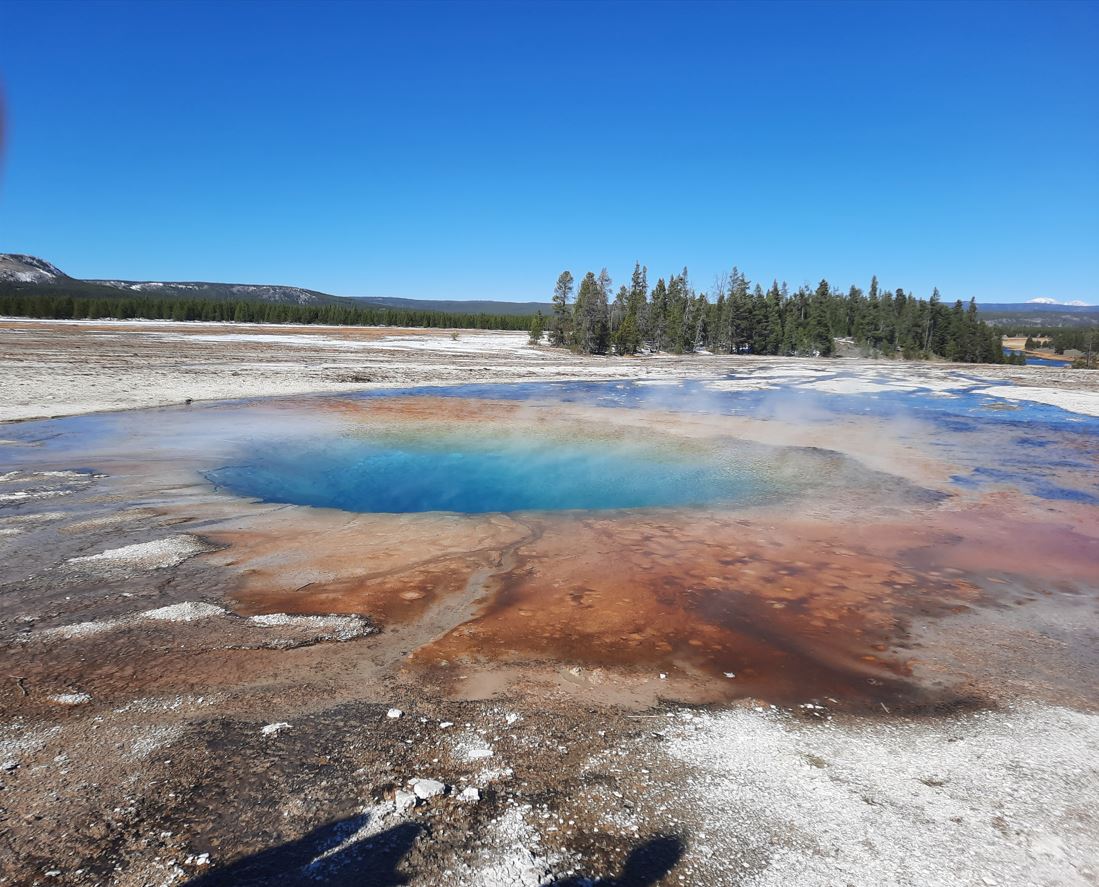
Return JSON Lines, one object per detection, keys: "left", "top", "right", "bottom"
{"left": 0, "top": 254, "right": 68, "bottom": 284}
{"left": 0, "top": 254, "right": 343, "bottom": 306}
{"left": 1026, "top": 297, "right": 1093, "bottom": 307}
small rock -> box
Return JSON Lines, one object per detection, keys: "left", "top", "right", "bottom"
{"left": 394, "top": 789, "right": 417, "bottom": 812}
{"left": 457, "top": 787, "right": 480, "bottom": 803}
{"left": 409, "top": 778, "right": 446, "bottom": 800}
{"left": 261, "top": 722, "right": 291, "bottom": 737}
{"left": 659, "top": 673, "right": 668, "bottom": 680}
{"left": 387, "top": 708, "right": 403, "bottom": 719}
{"left": 439, "top": 721, "right": 454, "bottom": 729}
{"left": 724, "top": 672, "right": 736, "bottom": 678}
{"left": 2, "top": 760, "right": 18, "bottom": 771}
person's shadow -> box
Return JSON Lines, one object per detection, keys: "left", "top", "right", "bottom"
{"left": 550, "top": 834, "right": 684, "bottom": 886}
{"left": 182, "top": 813, "right": 682, "bottom": 887}
{"left": 182, "top": 812, "right": 423, "bottom": 886}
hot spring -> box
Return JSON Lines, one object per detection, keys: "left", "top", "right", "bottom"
{"left": 205, "top": 432, "right": 795, "bottom": 514}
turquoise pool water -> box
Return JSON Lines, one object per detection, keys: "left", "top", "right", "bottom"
{"left": 206, "top": 433, "right": 786, "bottom": 514}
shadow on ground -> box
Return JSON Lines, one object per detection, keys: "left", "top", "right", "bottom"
{"left": 550, "top": 834, "right": 684, "bottom": 886}
{"left": 182, "top": 813, "right": 423, "bottom": 886}
{"left": 183, "top": 812, "right": 683, "bottom": 887}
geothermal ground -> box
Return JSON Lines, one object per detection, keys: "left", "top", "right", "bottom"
{"left": 1, "top": 318, "right": 1098, "bottom": 887}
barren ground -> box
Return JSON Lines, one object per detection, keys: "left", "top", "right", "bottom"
{"left": 3, "top": 318, "right": 1096, "bottom": 422}
{"left": 1, "top": 319, "right": 1097, "bottom": 887}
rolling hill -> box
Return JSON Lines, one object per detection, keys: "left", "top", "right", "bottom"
{"left": 0, "top": 254, "right": 552, "bottom": 316}
{"left": 976, "top": 301, "right": 1099, "bottom": 327}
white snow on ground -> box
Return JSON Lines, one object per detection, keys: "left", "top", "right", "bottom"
{"left": 662, "top": 704, "right": 1099, "bottom": 887}
{"left": 65, "top": 535, "right": 212, "bottom": 572}
{"left": 975, "top": 385, "right": 1099, "bottom": 418}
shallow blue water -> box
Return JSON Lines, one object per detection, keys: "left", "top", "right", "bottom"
{"left": 332, "top": 374, "right": 1099, "bottom": 505}
{"left": 1003, "top": 348, "right": 1072, "bottom": 367}
{"left": 4, "top": 369, "right": 1096, "bottom": 513}
{"left": 207, "top": 434, "right": 787, "bottom": 514}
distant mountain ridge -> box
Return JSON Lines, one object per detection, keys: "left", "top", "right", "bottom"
{"left": 976, "top": 301, "right": 1099, "bottom": 328}
{"left": 3, "top": 253, "right": 1094, "bottom": 324}
{"left": 352, "top": 295, "right": 550, "bottom": 316}
{"left": 1, "top": 254, "right": 349, "bottom": 306}
{"left": 0, "top": 254, "right": 552, "bottom": 316}
{"left": 1025, "top": 297, "right": 1092, "bottom": 307}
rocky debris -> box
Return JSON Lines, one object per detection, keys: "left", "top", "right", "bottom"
{"left": 248, "top": 612, "right": 370, "bottom": 641}
{"left": 394, "top": 789, "right": 418, "bottom": 812}
{"left": 0, "top": 489, "right": 73, "bottom": 504}
{"left": 47, "top": 692, "right": 91, "bottom": 706}
{"left": 143, "top": 602, "right": 227, "bottom": 622}
{"left": 65, "top": 535, "right": 213, "bottom": 574}
{"left": 30, "top": 603, "right": 374, "bottom": 649}
{"left": 387, "top": 708, "right": 403, "bottom": 719}
{"left": 409, "top": 778, "right": 447, "bottom": 801}
{"left": 260, "top": 722, "right": 291, "bottom": 737}
{"left": 457, "top": 787, "right": 481, "bottom": 803}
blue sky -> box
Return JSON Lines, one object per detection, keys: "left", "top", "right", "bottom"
{"left": 1, "top": 0, "right": 1096, "bottom": 303}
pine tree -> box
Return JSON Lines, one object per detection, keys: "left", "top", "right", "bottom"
{"left": 529, "top": 310, "right": 545, "bottom": 345}
{"left": 572, "top": 271, "right": 610, "bottom": 354}
{"left": 550, "top": 271, "right": 574, "bottom": 346}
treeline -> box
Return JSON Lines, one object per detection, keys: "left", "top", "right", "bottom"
{"left": 0, "top": 289, "right": 532, "bottom": 331}
{"left": 993, "top": 325, "right": 1097, "bottom": 356}
{"left": 541, "top": 265, "right": 1006, "bottom": 363}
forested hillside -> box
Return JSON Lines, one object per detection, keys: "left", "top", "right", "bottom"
{"left": 0, "top": 290, "right": 532, "bottom": 331}
{"left": 546, "top": 265, "right": 1008, "bottom": 363}
{"left": 1, "top": 258, "right": 1011, "bottom": 363}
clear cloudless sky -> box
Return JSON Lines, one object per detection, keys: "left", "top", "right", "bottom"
{"left": 1, "top": 0, "right": 1097, "bottom": 303}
